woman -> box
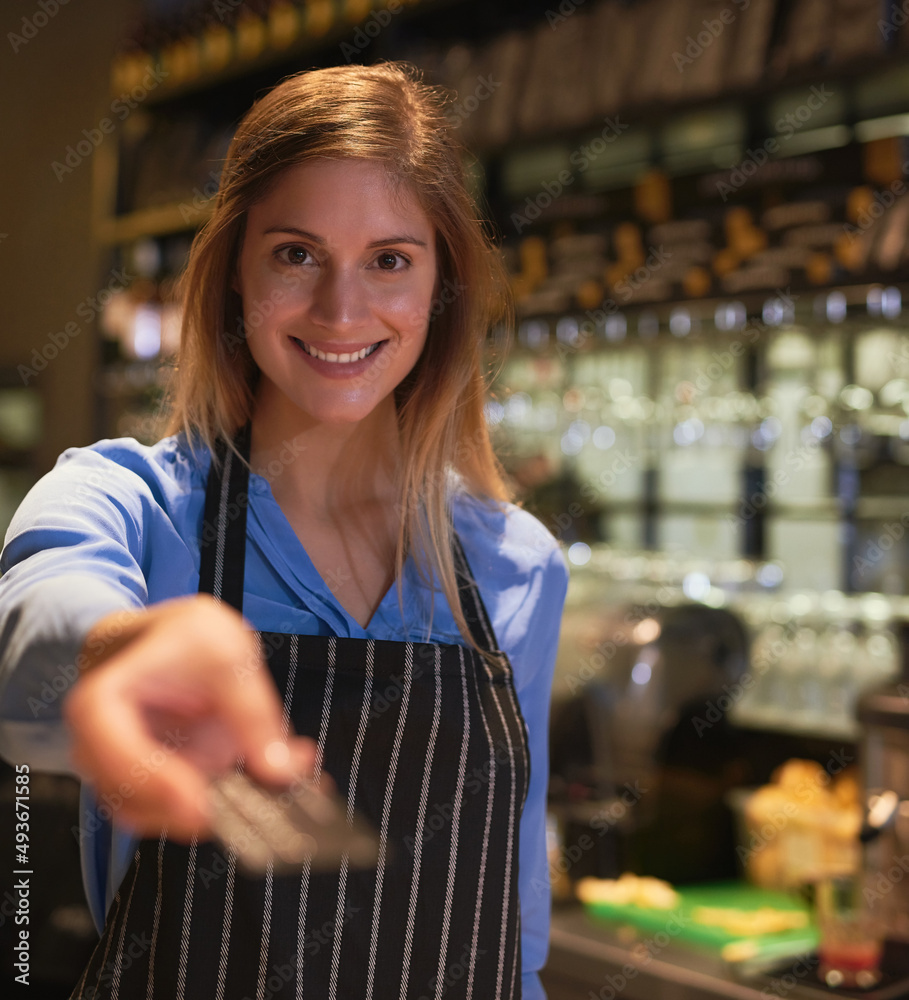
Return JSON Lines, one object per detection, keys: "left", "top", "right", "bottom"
{"left": 0, "top": 62, "right": 568, "bottom": 998}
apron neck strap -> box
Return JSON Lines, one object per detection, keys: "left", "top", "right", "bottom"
{"left": 452, "top": 534, "right": 502, "bottom": 656}
{"left": 198, "top": 423, "right": 251, "bottom": 614}
{"left": 198, "top": 423, "right": 501, "bottom": 655}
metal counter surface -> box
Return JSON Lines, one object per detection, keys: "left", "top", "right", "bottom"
{"left": 541, "top": 905, "right": 909, "bottom": 1000}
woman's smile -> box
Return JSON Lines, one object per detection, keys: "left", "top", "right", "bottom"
{"left": 289, "top": 336, "right": 391, "bottom": 379}
{"left": 292, "top": 339, "right": 384, "bottom": 363}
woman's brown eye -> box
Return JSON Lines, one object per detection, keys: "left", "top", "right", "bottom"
{"left": 285, "top": 247, "right": 307, "bottom": 264}
{"left": 377, "top": 253, "right": 399, "bottom": 269}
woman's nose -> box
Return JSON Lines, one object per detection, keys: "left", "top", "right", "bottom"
{"left": 308, "top": 265, "right": 370, "bottom": 332}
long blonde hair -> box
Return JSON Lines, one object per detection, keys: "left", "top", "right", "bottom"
{"left": 166, "top": 61, "right": 513, "bottom": 647}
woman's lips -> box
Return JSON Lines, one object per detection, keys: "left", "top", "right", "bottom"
{"left": 289, "top": 337, "right": 388, "bottom": 377}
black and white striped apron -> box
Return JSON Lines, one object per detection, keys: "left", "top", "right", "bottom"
{"left": 71, "top": 427, "right": 529, "bottom": 1000}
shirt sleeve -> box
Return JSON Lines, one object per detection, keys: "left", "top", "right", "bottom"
{"left": 0, "top": 443, "right": 189, "bottom": 773}
{"left": 510, "top": 542, "right": 569, "bottom": 992}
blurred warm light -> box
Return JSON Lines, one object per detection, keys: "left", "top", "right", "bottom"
{"left": 632, "top": 617, "right": 661, "bottom": 644}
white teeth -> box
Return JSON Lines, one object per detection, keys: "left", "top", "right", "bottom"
{"left": 298, "top": 341, "right": 380, "bottom": 363}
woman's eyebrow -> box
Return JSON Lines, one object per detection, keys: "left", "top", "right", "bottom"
{"left": 263, "top": 225, "right": 428, "bottom": 249}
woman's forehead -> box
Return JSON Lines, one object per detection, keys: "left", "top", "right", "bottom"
{"left": 246, "top": 159, "right": 434, "bottom": 242}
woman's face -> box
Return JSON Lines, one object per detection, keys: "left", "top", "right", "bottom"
{"left": 236, "top": 158, "right": 438, "bottom": 428}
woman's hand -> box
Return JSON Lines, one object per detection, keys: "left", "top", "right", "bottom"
{"left": 63, "top": 594, "right": 315, "bottom": 841}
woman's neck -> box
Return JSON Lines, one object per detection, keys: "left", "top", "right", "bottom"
{"left": 248, "top": 392, "right": 401, "bottom": 518}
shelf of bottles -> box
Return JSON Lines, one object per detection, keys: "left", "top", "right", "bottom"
{"left": 490, "top": 285, "right": 909, "bottom": 737}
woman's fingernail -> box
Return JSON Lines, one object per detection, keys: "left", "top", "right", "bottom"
{"left": 264, "top": 740, "right": 290, "bottom": 769}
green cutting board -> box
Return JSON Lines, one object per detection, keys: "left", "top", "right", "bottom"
{"left": 584, "top": 880, "right": 819, "bottom": 961}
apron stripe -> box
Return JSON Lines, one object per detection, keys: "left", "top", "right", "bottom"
{"left": 254, "top": 631, "right": 298, "bottom": 1000}
{"left": 296, "top": 867, "right": 309, "bottom": 1000}
{"left": 283, "top": 635, "right": 299, "bottom": 736}
{"left": 365, "top": 643, "right": 412, "bottom": 1000}
{"left": 314, "top": 637, "right": 336, "bottom": 781}
{"left": 175, "top": 837, "right": 198, "bottom": 1000}
{"left": 485, "top": 665, "right": 517, "bottom": 1000}
{"left": 435, "top": 644, "right": 471, "bottom": 999}
{"left": 465, "top": 639, "right": 498, "bottom": 1000}
{"left": 214, "top": 854, "right": 236, "bottom": 1000}
{"left": 348, "top": 641, "right": 375, "bottom": 822}
{"left": 109, "top": 849, "right": 142, "bottom": 1000}
{"left": 501, "top": 678, "right": 530, "bottom": 1000}
{"left": 255, "top": 866, "right": 275, "bottom": 1000}
{"left": 400, "top": 644, "right": 443, "bottom": 997}
{"left": 212, "top": 447, "right": 232, "bottom": 604}
{"left": 327, "top": 641, "right": 374, "bottom": 1000}
{"left": 295, "top": 633, "right": 337, "bottom": 995}
{"left": 146, "top": 833, "right": 165, "bottom": 1000}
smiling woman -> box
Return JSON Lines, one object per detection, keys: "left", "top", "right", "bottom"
{"left": 0, "top": 62, "right": 569, "bottom": 1000}
{"left": 234, "top": 158, "right": 440, "bottom": 628}
{"left": 169, "top": 63, "right": 517, "bottom": 651}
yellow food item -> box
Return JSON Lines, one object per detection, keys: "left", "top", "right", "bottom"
{"left": 741, "top": 758, "right": 861, "bottom": 888}
{"left": 576, "top": 873, "right": 679, "bottom": 909}
{"left": 722, "top": 940, "right": 761, "bottom": 962}
{"left": 692, "top": 905, "right": 808, "bottom": 937}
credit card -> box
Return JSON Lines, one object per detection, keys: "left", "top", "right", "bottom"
{"left": 208, "top": 771, "right": 380, "bottom": 876}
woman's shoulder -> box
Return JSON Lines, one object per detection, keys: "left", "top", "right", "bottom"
{"left": 54, "top": 433, "right": 211, "bottom": 494}
{"left": 451, "top": 492, "right": 569, "bottom": 586}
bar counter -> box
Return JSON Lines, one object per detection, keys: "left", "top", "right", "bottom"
{"left": 541, "top": 905, "right": 909, "bottom": 1000}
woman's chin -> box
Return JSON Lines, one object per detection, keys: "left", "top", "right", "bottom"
{"left": 293, "top": 395, "right": 391, "bottom": 430}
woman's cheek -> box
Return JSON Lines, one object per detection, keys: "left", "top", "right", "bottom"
{"left": 384, "top": 288, "right": 433, "bottom": 332}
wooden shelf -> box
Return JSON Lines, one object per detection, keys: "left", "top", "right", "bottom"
{"left": 94, "top": 200, "right": 214, "bottom": 245}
